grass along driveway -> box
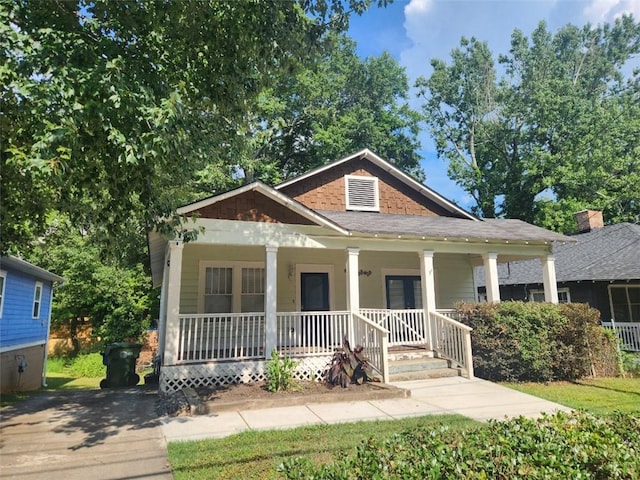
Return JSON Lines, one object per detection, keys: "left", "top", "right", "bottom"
{"left": 505, "top": 377, "right": 640, "bottom": 414}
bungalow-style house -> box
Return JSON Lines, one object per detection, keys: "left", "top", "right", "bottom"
{"left": 475, "top": 210, "right": 640, "bottom": 351}
{"left": 0, "top": 256, "right": 63, "bottom": 392}
{"left": 148, "top": 149, "right": 571, "bottom": 392}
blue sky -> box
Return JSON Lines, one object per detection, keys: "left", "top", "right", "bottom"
{"left": 347, "top": 0, "right": 639, "bottom": 209}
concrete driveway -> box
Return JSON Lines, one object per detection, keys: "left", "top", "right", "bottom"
{"left": 0, "top": 386, "right": 172, "bottom": 480}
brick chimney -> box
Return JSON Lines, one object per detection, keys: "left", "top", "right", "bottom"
{"left": 575, "top": 210, "right": 604, "bottom": 233}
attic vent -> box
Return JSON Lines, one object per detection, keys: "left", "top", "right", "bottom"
{"left": 345, "top": 175, "right": 379, "bottom": 212}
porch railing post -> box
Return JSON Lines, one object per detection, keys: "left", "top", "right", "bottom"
{"left": 419, "top": 250, "right": 436, "bottom": 349}
{"left": 164, "top": 241, "right": 184, "bottom": 366}
{"left": 265, "top": 245, "right": 278, "bottom": 358}
{"left": 346, "top": 247, "right": 360, "bottom": 342}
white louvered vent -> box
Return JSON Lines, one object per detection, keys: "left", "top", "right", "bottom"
{"left": 345, "top": 175, "right": 379, "bottom": 212}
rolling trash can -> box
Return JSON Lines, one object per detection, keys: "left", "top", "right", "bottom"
{"left": 100, "top": 342, "right": 142, "bottom": 388}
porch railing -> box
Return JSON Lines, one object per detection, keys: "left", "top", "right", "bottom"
{"left": 276, "top": 311, "right": 351, "bottom": 356}
{"left": 360, "top": 308, "right": 425, "bottom": 347}
{"left": 352, "top": 312, "right": 389, "bottom": 383}
{"left": 602, "top": 322, "right": 640, "bottom": 352}
{"left": 177, "top": 313, "right": 265, "bottom": 362}
{"left": 430, "top": 310, "right": 474, "bottom": 378}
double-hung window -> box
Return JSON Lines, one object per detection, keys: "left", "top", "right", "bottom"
{"left": 529, "top": 287, "right": 570, "bottom": 303}
{"left": 33, "top": 281, "right": 43, "bottom": 319}
{"left": 201, "top": 263, "right": 265, "bottom": 313}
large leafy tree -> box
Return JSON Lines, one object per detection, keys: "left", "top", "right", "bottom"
{"left": 0, "top": 0, "right": 390, "bottom": 254}
{"left": 211, "top": 34, "right": 423, "bottom": 188}
{"left": 418, "top": 17, "right": 640, "bottom": 231}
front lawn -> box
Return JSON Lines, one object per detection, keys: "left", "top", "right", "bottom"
{"left": 506, "top": 377, "right": 640, "bottom": 414}
{"left": 168, "top": 414, "right": 477, "bottom": 480}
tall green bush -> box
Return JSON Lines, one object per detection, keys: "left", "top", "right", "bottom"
{"left": 454, "top": 301, "right": 618, "bottom": 382}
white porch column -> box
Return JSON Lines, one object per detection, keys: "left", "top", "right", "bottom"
{"left": 164, "top": 241, "right": 184, "bottom": 365}
{"left": 483, "top": 252, "right": 501, "bottom": 303}
{"left": 542, "top": 254, "right": 559, "bottom": 303}
{"left": 346, "top": 247, "right": 360, "bottom": 312}
{"left": 157, "top": 249, "right": 170, "bottom": 362}
{"left": 419, "top": 250, "right": 436, "bottom": 349}
{"left": 264, "top": 245, "right": 278, "bottom": 358}
{"left": 346, "top": 247, "right": 359, "bottom": 343}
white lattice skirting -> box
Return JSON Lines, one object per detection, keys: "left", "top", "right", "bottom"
{"left": 160, "top": 356, "right": 333, "bottom": 392}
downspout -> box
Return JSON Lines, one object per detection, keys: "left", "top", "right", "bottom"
{"left": 42, "top": 282, "right": 55, "bottom": 388}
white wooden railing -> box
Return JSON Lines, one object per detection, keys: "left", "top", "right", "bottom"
{"left": 352, "top": 312, "right": 389, "bottom": 383}
{"left": 276, "top": 311, "right": 351, "bottom": 356}
{"left": 177, "top": 313, "right": 265, "bottom": 362}
{"left": 602, "top": 322, "right": 640, "bottom": 352}
{"left": 360, "top": 308, "right": 425, "bottom": 347}
{"left": 430, "top": 310, "right": 474, "bottom": 378}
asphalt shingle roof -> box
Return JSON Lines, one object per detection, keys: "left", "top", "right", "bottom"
{"left": 476, "top": 223, "right": 640, "bottom": 285}
{"left": 317, "top": 210, "right": 571, "bottom": 243}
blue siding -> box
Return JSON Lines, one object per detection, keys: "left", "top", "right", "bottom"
{"left": 0, "top": 268, "right": 52, "bottom": 348}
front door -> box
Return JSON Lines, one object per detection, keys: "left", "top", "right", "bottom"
{"left": 385, "top": 275, "right": 422, "bottom": 309}
{"left": 300, "top": 272, "right": 330, "bottom": 347}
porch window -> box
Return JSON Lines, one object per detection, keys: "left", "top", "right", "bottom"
{"left": 609, "top": 285, "right": 640, "bottom": 322}
{"left": 241, "top": 267, "right": 265, "bottom": 313}
{"left": 529, "top": 287, "right": 570, "bottom": 303}
{"left": 204, "top": 267, "right": 233, "bottom": 313}
{"left": 345, "top": 175, "right": 379, "bottom": 212}
{"left": 201, "top": 263, "right": 265, "bottom": 313}
{"left": 33, "top": 281, "right": 43, "bottom": 319}
{"left": 386, "top": 275, "right": 422, "bottom": 309}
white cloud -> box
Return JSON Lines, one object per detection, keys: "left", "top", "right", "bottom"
{"left": 583, "top": 0, "right": 640, "bottom": 22}
{"left": 405, "top": 0, "right": 434, "bottom": 15}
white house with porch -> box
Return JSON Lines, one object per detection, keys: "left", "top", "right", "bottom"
{"left": 148, "top": 149, "right": 571, "bottom": 392}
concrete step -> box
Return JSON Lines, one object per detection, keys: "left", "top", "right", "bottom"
{"left": 389, "top": 357, "right": 451, "bottom": 374}
{"left": 389, "top": 367, "right": 463, "bottom": 382}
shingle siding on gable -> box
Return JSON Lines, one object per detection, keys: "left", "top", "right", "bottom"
{"left": 279, "top": 158, "right": 456, "bottom": 217}
{"left": 0, "top": 268, "right": 51, "bottom": 349}
{"left": 192, "top": 190, "right": 315, "bottom": 225}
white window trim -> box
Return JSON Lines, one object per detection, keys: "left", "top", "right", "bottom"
{"left": 33, "top": 281, "right": 43, "bottom": 319}
{"left": 0, "top": 270, "right": 6, "bottom": 319}
{"left": 198, "top": 261, "right": 264, "bottom": 313}
{"left": 529, "top": 287, "right": 570, "bottom": 303}
{"left": 345, "top": 175, "right": 380, "bottom": 212}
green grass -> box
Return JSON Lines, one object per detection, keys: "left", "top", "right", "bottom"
{"left": 168, "top": 414, "right": 477, "bottom": 480}
{"left": 0, "top": 371, "right": 103, "bottom": 407}
{"left": 506, "top": 377, "right": 640, "bottom": 414}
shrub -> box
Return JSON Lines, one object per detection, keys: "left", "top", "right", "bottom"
{"left": 265, "top": 349, "right": 298, "bottom": 392}
{"left": 454, "top": 301, "right": 618, "bottom": 382}
{"left": 280, "top": 411, "right": 640, "bottom": 479}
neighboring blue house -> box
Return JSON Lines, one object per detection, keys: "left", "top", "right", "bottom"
{"left": 0, "top": 256, "right": 63, "bottom": 392}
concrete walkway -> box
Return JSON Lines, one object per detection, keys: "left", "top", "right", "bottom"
{"left": 161, "top": 376, "right": 572, "bottom": 443}
{"left": 0, "top": 387, "right": 172, "bottom": 480}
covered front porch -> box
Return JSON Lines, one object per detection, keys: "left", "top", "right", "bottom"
{"left": 156, "top": 236, "right": 559, "bottom": 392}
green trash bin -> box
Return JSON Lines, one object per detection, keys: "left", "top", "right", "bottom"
{"left": 100, "top": 342, "right": 142, "bottom": 388}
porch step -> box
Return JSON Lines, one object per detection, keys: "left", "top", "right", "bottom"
{"left": 388, "top": 357, "right": 464, "bottom": 382}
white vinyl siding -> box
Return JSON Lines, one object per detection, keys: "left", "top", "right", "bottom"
{"left": 345, "top": 175, "right": 379, "bottom": 212}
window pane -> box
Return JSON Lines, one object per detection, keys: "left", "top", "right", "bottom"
{"left": 205, "top": 295, "right": 232, "bottom": 313}
{"left": 241, "top": 294, "right": 264, "bottom": 313}
{"left": 412, "top": 280, "right": 423, "bottom": 309}
{"left": 628, "top": 287, "right": 640, "bottom": 303}
{"left": 242, "top": 268, "right": 264, "bottom": 294}
{"left": 558, "top": 291, "right": 570, "bottom": 303}
{"left": 531, "top": 291, "right": 545, "bottom": 302}
{"left": 206, "top": 267, "right": 232, "bottom": 294}
{"left": 387, "top": 279, "right": 405, "bottom": 309}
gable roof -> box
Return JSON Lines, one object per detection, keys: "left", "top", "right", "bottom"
{"left": 476, "top": 223, "right": 640, "bottom": 285}
{"left": 176, "top": 181, "right": 349, "bottom": 235}
{"left": 275, "top": 149, "right": 478, "bottom": 221}
{"left": 0, "top": 256, "right": 64, "bottom": 283}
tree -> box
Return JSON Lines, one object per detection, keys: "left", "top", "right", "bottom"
{"left": 0, "top": 0, "right": 391, "bottom": 254}
{"left": 223, "top": 34, "right": 423, "bottom": 186}
{"left": 418, "top": 17, "right": 640, "bottom": 230}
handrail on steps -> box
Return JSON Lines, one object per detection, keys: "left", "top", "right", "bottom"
{"left": 430, "top": 310, "right": 474, "bottom": 379}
